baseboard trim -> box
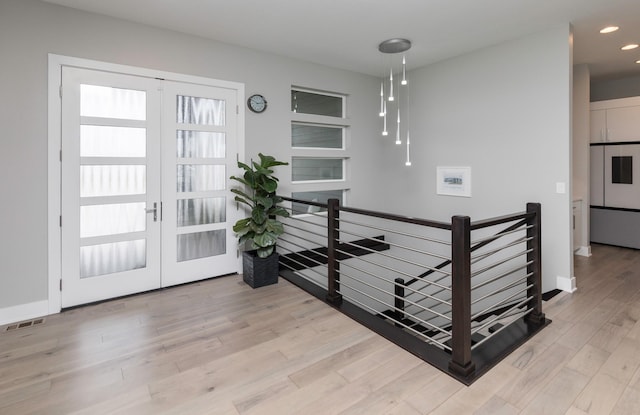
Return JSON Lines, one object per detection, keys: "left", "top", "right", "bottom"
{"left": 574, "top": 245, "right": 592, "bottom": 257}
{"left": 556, "top": 275, "right": 577, "bottom": 293}
{"left": 0, "top": 300, "right": 49, "bottom": 326}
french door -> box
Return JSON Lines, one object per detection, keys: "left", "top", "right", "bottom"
{"left": 60, "top": 67, "right": 240, "bottom": 307}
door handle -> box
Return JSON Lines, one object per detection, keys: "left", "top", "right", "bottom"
{"left": 145, "top": 202, "right": 158, "bottom": 222}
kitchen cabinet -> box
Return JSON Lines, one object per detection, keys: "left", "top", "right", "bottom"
{"left": 590, "top": 97, "right": 640, "bottom": 143}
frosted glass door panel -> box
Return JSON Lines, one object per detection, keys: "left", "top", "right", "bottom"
{"left": 81, "top": 84, "right": 146, "bottom": 120}
{"left": 177, "top": 197, "right": 226, "bottom": 227}
{"left": 81, "top": 125, "right": 146, "bottom": 157}
{"left": 80, "top": 202, "right": 146, "bottom": 238}
{"left": 81, "top": 239, "right": 146, "bottom": 278}
{"left": 80, "top": 165, "right": 146, "bottom": 197}
{"left": 176, "top": 165, "right": 226, "bottom": 192}
{"left": 177, "top": 130, "right": 225, "bottom": 158}
{"left": 176, "top": 95, "right": 225, "bottom": 125}
{"left": 177, "top": 229, "right": 226, "bottom": 262}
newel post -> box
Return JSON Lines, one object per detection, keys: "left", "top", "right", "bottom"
{"left": 449, "top": 215, "right": 475, "bottom": 378}
{"left": 526, "top": 202, "right": 545, "bottom": 325}
{"left": 326, "top": 198, "right": 342, "bottom": 304}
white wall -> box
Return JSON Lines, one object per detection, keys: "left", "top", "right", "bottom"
{"left": 379, "top": 26, "right": 574, "bottom": 292}
{"left": 0, "top": 0, "right": 382, "bottom": 312}
{"left": 572, "top": 64, "right": 591, "bottom": 255}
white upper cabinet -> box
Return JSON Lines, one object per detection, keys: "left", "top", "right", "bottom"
{"left": 590, "top": 97, "right": 640, "bottom": 143}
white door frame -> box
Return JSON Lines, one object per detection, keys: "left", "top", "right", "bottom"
{"left": 48, "top": 54, "right": 245, "bottom": 314}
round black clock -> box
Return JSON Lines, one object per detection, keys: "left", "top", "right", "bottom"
{"left": 247, "top": 94, "right": 267, "bottom": 113}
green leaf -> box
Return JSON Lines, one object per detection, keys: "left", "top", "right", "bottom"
{"left": 254, "top": 231, "right": 277, "bottom": 248}
{"left": 252, "top": 208, "right": 267, "bottom": 225}
{"left": 269, "top": 207, "right": 290, "bottom": 218}
{"left": 257, "top": 246, "right": 274, "bottom": 258}
{"left": 259, "top": 177, "right": 278, "bottom": 193}
{"left": 265, "top": 219, "right": 284, "bottom": 235}
{"left": 255, "top": 195, "right": 274, "bottom": 210}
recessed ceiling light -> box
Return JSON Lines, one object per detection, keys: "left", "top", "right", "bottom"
{"left": 636, "top": 60, "right": 640, "bottom": 64}
{"left": 621, "top": 44, "right": 639, "bottom": 50}
{"left": 600, "top": 26, "right": 619, "bottom": 34}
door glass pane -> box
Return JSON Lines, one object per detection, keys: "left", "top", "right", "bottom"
{"left": 80, "top": 239, "right": 146, "bottom": 278}
{"left": 177, "top": 230, "right": 226, "bottom": 262}
{"left": 292, "top": 190, "right": 344, "bottom": 215}
{"left": 176, "top": 95, "right": 225, "bottom": 126}
{"left": 80, "top": 202, "right": 146, "bottom": 238}
{"left": 292, "top": 123, "right": 343, "bottom": 149}
{"left": 177, "top": 130, "right": 225, "bottom": 158}
{"left": 292, "top": 158, "right": 344, "bottom": 182}
{"left": 291, "top": 90, "right": 343, "bottom": 117}
{"left": 80, "top": 125, "right": 146, "bottom": 157}
{"left": 177, "top": 197, "right": 226, "bottom": 227}
{"left": 177, "top": 165, "right": 226, "bottom": 192}
{"left": 80, "top": 84, "right": 146, "bottom": 120}
{"left": 80, "top": 165, "right": 146, "bottom": 197}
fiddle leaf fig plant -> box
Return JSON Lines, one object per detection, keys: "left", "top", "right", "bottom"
{"left": 230, "top": 153, "right": 289, "bottom": 258}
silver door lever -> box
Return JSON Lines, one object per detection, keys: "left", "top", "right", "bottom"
{"left": 145, "top": 202, "right": 158, "bottom": 222}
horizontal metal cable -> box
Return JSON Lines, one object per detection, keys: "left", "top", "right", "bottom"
{"left": 278, "top": 236, "right": 329, "bottom": 259}
{"left": 336, "top": 217, "right": 451, "bottom": 246}
{"left": 471, "top": 262, "right": 532, "bottom": 291}
{"left": 470, "top": 295, "right": 533, "bottom": 338}
{"left": 471, "top": 248, "right": 532, "bottom": 278}
{"left": 277, "top": 242, "right": 328, "bottom": 269}
{"left": 278, "top": 258, "right": 327, "bottom": 286}
{"left": 336, "top": 251, "right": 452, "bottom": 293}
{"left": 471, "top": 277, "right": 527, "bottom": 306}
{"left": 337, "top": 262, "right": 453, "bottom": 311}
{"left": 471, "top": 284, "right": 532, "bottom": 321}
{"left": 471, "top": 308, "right": 533, "bottom": 351}
{"left": 281, "top": 212, "right": 327, "bottom": 229}
{"left": 470, "top": 225, "right": 532, "bottom": 245}
{"left": 335, "top": 240, "right": 452, "bottom": 278}
{"left": 337, "top": 228, "right": 451, "bottom": 261}
{"left": 336, "top": 258, "right": 451, "bottom": 308}
{"left": 336, "top": 291, "right": 453, "bottom": 351}
{"left": 278, "top": 236, "right": 328, "bottom": 262}
{"left": 470, "top": 236, "right": 532, "bottom": 262}
{"left": 281, "top": 221, "right": 327, "bottom": 239}
{"left": 336, "top": 281, "right": 453, "bottom": 342}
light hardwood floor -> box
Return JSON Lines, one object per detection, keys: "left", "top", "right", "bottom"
{"left": 2, "top": 244, "right": 640, "bottom": 414}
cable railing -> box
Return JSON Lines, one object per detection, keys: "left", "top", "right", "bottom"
{"left": 276, "top": 197, "right": 548, "bottom": 384}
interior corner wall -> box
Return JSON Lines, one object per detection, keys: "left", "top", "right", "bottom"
{"left": 0, "top": 0, "right": 381, "bottom": 313}
{"left": 572, "top": 64, "right": 591, "bottom": 250}
{"left": 380, "top": 25, "right": 573, "bottom": 292}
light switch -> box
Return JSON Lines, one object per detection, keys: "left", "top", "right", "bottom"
{"left": 556, "top": 182, "right": 566, "bottom": 194}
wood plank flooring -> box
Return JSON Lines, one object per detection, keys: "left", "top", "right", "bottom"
{"left": 2, "top": 243, "right": 640, "bottom": 414}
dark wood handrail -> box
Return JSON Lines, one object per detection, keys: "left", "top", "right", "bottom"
{"left": 279, "top": 195, "right": 452, "bottom": 230}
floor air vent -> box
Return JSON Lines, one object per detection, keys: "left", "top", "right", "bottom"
{"left": 5, "top": 318, "right": 45, "bottom": 331}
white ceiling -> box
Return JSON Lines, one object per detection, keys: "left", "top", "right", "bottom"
{"left": 41, "top": 0, "right": 640, "bottom": 80}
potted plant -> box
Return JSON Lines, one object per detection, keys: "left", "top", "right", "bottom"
{"left": 230, "top": 153, "right": 289, "bottom": 288}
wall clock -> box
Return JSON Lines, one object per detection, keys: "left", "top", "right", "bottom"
{"left": 247, "top": 94, "right": 267, "bottom": 113}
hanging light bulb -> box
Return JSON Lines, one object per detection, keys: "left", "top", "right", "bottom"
{"left": 382, "top": 101, "right": 388, "bottom": 136}
{"left": 395, "top": 109, "right": 401, "bottom": 145}
{"left": 379, "top": 82, "right": 385, "bottom": 117}
{"left": 388, "top": 69, "right": 394, "bottom": 102}
{"left": 405, "top": 131, "right": 411, "bottom": 166}
{"left": 401, "top": 55, "right": 407, "bottom": 86}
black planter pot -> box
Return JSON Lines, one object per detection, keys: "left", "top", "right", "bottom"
{"left": 242, "top": 250, "right": 279, "bottom": 288}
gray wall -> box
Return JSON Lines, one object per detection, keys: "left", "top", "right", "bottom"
{"left": 0, "top": 0, "right": 573, "bottom": 315}
{"left": 591, "top": 74, "right": 640, "bottom": 101}
{"left": 379, "top": 26, "right": 574, "bottom": 291}
{"left": 0, "top": 0, "right": 382, "bottom": 310}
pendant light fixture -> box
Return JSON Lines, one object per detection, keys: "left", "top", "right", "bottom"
{"left": 378, "top": 38, "right": 412, "bottom": 166}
